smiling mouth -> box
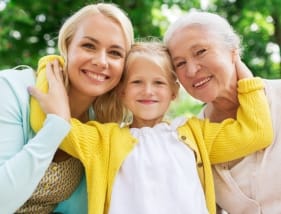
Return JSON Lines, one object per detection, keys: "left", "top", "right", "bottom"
{"left": 83, "top": 70, "right": 108, "bottom": 82}
{"left": 193, "top": 76, "right": 213, "bottom": 88}
{"left": 138, "top": 100, "right": 157, "bottom": 104}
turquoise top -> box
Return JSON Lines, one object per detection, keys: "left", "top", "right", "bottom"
{"left": 0, "top": 68, "right": 87, "bottom": 213}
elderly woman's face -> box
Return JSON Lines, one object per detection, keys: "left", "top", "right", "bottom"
{"left": 167, "top": 25, "right": 236, "bottom": 103}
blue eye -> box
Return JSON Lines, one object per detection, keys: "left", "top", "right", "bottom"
{"left": 110, "top": 50, "right": 123, "bottom": 58}
{"left": 82, "top": 43, "right": 95, "bottom": 50}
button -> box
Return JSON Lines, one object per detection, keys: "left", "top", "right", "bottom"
{"left": 181, "top": 136, "right": 186, "bottom": 140}
{"left": 197, "top": 162, "right": 203, "bottom": 167}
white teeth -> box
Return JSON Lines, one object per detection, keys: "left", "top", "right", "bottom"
{"left": 87, "top": 72, "right": 106, "bottom": 81}
{"left": 193, "top": 76, "right": 211, "bottom": 87}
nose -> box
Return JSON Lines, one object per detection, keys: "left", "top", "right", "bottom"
{"left": 185, "top": 60, "right": 199, "bottom": 77}
{"left": 143, "top": 83, "right": 154, "bottom": 95}
{"left": 92, "top": 50, "right": 108, "bottom": 69}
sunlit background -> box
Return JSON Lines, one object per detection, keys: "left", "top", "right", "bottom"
{"left": 1, "top": 0, "right": 280, "bottom": 117}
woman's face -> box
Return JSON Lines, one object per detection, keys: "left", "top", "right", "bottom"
{"left": 67, "top": 13, "right": 127, "bottom": 100}
{"left": 167, "top": 25, "right": 237, "bottom": 103}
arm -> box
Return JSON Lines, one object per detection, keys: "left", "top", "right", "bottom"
{"left": 0, "top": 71, "right": 70, "bottom": 213}
{"left": 29, "top": 58, "right": 115, "bottom": 167}
{"left": 197, "top": 77, "right": 273, "bottom": 163}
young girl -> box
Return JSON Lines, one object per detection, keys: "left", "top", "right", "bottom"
{"left": 29, "top": 41, "right": 273, "bottom": 214}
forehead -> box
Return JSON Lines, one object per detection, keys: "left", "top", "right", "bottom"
{"left": 128, "top": 56, "right": 165, "bottom": 76}
{"left": 168, "top": 25, "right": 221, "bottom": 54}
{"left": 72, "top": 13, "right": 126, "bottom": 49}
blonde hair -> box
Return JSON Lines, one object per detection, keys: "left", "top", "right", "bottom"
{"left": 164, "top": 11, "right": 241, "bottom": 53}
{"left": 117, "top": 39, "right": 180, "bottom": 122}
{"left": 58, "top": 3, "right": 134, "bottom": 123}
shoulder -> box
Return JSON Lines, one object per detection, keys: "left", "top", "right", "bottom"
{"left": 263, "top": 78, "right": 281, "bottom": 101}
{"left": 263, "top": 78, "right": 281, "bottom": 91}
{"left": 0, "top": 66, "right": 35, "bottom": 87}
{"left": 0, "top": 67, "right": 35, "bottom": 109}
{"left": 171, "top": 116, "right": 188, "bottom": 129}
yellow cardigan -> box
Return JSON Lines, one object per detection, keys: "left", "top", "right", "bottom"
{"left": 30, "top": 57, "right": 272, "bottom": 214}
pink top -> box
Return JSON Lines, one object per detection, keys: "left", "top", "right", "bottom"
{"left": 210, "top": 79, "right": 281, "bottom": 214}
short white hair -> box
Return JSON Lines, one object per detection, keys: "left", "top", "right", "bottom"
{"left": 164, "top": 11, "right": 241, "bottom": 53}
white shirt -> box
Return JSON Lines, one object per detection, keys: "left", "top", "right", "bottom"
{"left": 109, "top": 117, "right": 208, "bottom": 214}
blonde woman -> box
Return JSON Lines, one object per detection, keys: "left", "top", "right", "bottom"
{"left": 0, "top": 3, "right": 133, "bottom": 213}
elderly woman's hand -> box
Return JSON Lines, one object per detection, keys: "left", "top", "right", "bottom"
{"left": 235, "top": 55, "right": 253, "bottom": 80}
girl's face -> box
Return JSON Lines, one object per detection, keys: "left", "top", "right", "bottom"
{"left": 122, "top": 56, "right": 176, "bottom": 128}
{"left": 67, "top": 13, "right": 127, "bottom": 101}
{"left": 167, "top": 25, "right": 237, "bottom": 103}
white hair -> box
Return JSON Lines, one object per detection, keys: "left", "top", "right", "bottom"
{"left": 163, "top": 11, "right": 241, "bottom": 53}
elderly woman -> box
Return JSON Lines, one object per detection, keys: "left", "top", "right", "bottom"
{"left": 164, "top": 11, "right": 281, "bottom": 214}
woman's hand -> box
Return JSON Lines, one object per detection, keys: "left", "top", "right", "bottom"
{"left": 28, "top": 60, "right": 70, "bottom": 122}
{"left": 235, "top": 55, "right": 253, "bottom": 80}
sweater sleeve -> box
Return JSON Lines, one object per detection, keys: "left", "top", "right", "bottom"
{"left": 59, "top": 120, "right": 116, "bottom": 166}
{"left": 188, "top": 77, "right": 273, "bottom": 164}
{"left": 0, "top": 74, "right": 70, "bottom": 213}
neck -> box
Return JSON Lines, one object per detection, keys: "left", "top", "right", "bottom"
{"left": 130, "top": 117, "right": 164, "bottom": 128}
{"left": 68, "top": 90, "right": 96, "bottom": 122}
{"left": 205, "top": 91, "right": 239, "bottom": 123}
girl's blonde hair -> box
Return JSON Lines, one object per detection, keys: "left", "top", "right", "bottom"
{"left": 58, "top": 3, "right": 134, "bottom": 123}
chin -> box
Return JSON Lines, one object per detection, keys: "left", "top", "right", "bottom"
{"left": 196, "top": 94, "right": 216, "bottom": 103}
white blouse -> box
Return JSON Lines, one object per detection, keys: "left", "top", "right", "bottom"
{"left": 109, "top": 117, "right": 208, "bottom": 214}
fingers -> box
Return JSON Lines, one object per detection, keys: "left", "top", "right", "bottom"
{"left": 235, "top": 56, "right": 253, "bottom": 80}
{"left": 46, "top": 60, "right": 65, "bottom": 91}
{"left": 52, "top": 59, "right": 64, "bottom": 82}
{"left": 28, "top": 86, "right": 45, "bottom": 101}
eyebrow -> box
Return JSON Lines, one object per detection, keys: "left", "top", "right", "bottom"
{"left": 83, "top": 36, "right": 126, "bottom": 51}
{"left": 171, "top": 43, "right": 205, "bottom": 61}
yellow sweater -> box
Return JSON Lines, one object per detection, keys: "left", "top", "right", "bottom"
{"left": 30, "top": 58, "right": 272, "bottom": 214}
{"left": 60, "top": 79, "right": 272, "bottom": 214}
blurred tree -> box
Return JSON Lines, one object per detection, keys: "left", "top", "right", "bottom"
{"left": 209, "top": 0, "right": 281, "bottom": 78}
{"left": 1, "top": 0, "right": 280, "bottom": 117}
{"left": 0, "top": 0, "right": 89, "bottom": 68}
{"left": 2, "top": 0, "right": 280, "bottom": 78}
{"left": 0, "top": 0, "right": 169, "bottom": 69}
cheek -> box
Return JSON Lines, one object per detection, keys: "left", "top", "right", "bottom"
{"left": 114, "top": 60, "right": 125, "bottom": 75}
{"left": 66, "top": 50, "right": 81, "bottom": 70}
{"left": 219, "top": 62, "right": 236, "bottom": 83}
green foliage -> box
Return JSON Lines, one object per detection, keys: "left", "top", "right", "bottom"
{"left": 0, "top": 0, "right": 280, "bottom": 118}
{"left": 166, "top": 88, "right": 204, "bottom": 119}
{"left": 211, "top": 0, "right": 281, "bottom": 78}
{"left": 0, "top": 0, "right": 89, "bottom": 69}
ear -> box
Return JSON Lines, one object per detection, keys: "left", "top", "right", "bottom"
{"left": 171, "top": 93, "right": 177, "bottom": 101}
{"left": 117, "top": 86, "right": 126, "bottom": 98}
{"left": 171, "top": 82, "right": 180, "bottom": 100}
